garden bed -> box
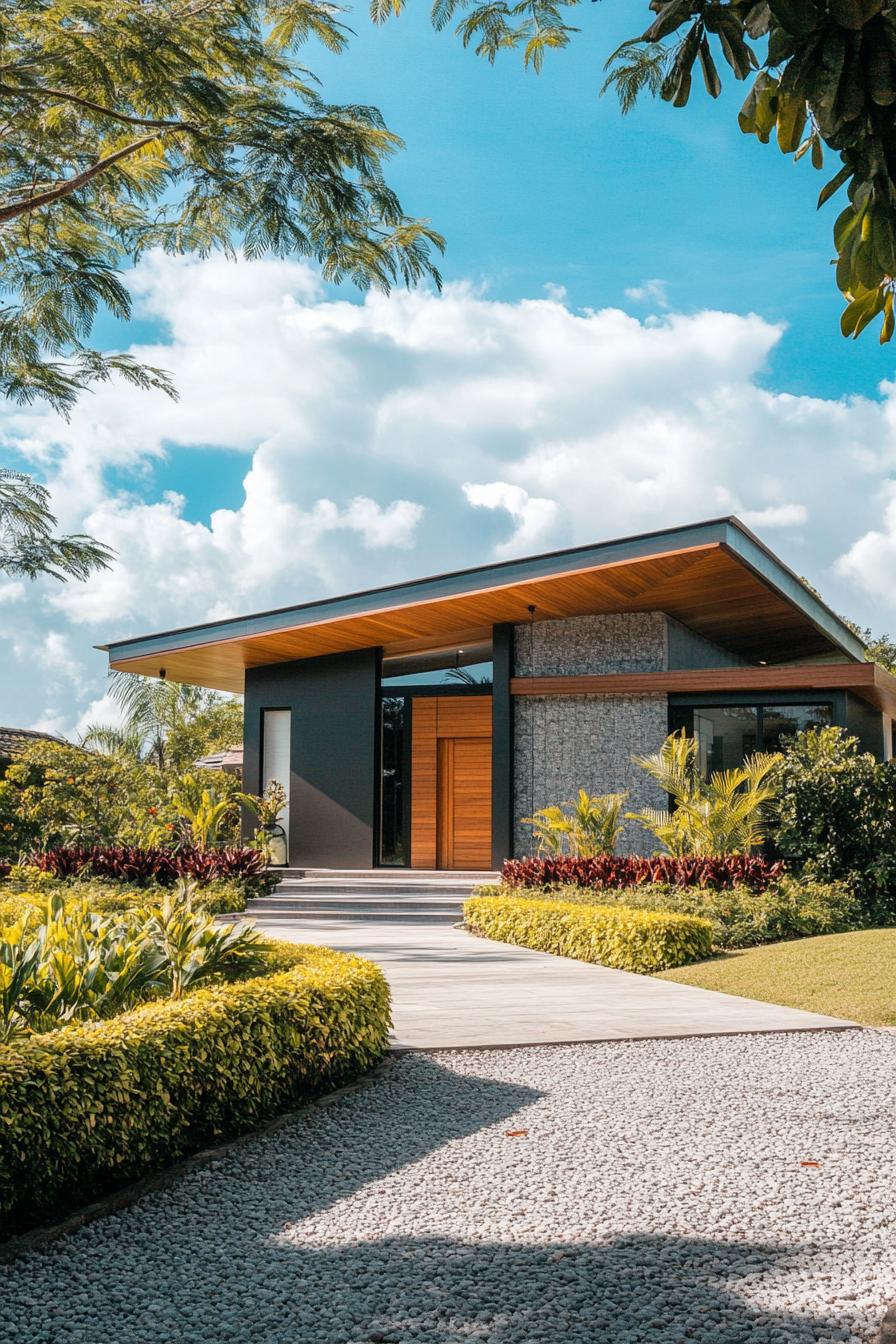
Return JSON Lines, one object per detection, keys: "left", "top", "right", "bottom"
{"left": 474, "top": 874, "right": 863, "bottom": 951}
{"left": 0, "top": 939, "right": 390, "bottom": 1233}
{"left": 464, "top": 892, "right": 712, "bottom": 972}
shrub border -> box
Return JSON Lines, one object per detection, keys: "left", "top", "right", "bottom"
{"left": 0, "top": 1056, "right": 395, "bottom": 1261}
{"left": 464, "top": 893, "right": 713, "bottom": 972}
{"left": 0, "top": 941, "right": 391, "bottom": 1233}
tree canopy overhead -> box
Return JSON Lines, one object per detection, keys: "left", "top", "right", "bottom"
{"left": 375, "top": 0, "right": 896, "bottom": 344}
{"left": 1, "top": 0, "right": 444, "bottom": 414}
{"left": 0, "top": 468, "right": 113, "bottom": 580}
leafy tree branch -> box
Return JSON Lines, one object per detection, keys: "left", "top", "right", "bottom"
{"left": 0, "top": 0, "right": 444, "bottom": 414}
{"left": 377, "top": 0, "right": 896, "bottom": 343}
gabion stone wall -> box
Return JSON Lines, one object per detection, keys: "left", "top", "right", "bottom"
{"left": 512, "top": 613, "right": 669, "bottom": 857}
{"left": 514, "top": 612, "right": 667, "bottom": 677}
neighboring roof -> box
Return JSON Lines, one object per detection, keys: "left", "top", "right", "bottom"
{"left": 0, "top": 726, "right": 68, "bottom": 759}
{"left": 194, "top": 746, "right": 243, "bottom": 772}
{"left": 101, "top": 517, "right": 868, "bottom": 694}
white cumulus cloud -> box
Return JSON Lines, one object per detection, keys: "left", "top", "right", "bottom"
{"left": 3, "top": 249, "right": 896, "bottom": 734}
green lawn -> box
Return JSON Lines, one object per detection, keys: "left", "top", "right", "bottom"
{"left": 658, "top": 928, "right": 896, "bottom": 1026}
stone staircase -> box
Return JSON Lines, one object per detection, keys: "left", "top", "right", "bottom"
{"left": 247, "top": 868, "right": 500, "bottom": 923}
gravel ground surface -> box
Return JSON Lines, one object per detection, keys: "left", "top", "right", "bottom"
{"left": 4, "top": 1029, "right": 895, "bottom": 1344}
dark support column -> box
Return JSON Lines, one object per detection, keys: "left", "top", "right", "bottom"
{"left": 240, "top": 699, "right": 263, "bottom": 846}
{"left": 243, "top": 649, "right": 379, "bottom": 867}
{"left": 491, "top": 623, "right": 514, "bottom": 869}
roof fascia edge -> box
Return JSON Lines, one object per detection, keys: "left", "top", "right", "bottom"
{"left": 721, "top": 520, "right": 866, "bottom": 663}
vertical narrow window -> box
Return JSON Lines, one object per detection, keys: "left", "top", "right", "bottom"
{"left": 380, "top": 697, "right": 407, "bottom": 865}
{"left": 262, "top": 709, "right": 291, "bottom": 862}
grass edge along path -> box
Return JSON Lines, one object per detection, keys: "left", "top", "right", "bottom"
{"left": 658, "top": 927, "right": 896, "bottom": 1026}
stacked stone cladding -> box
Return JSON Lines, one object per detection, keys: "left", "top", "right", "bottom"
{"left": 512, "top": 612, "right": 669, "bottom": 857}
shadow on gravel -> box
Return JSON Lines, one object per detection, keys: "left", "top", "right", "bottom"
{"left": 258, "top": 1231, "right": 858, "bottom": 1344}
{"left": 3, "top": 1059, "right": 869, "bottom": 1344}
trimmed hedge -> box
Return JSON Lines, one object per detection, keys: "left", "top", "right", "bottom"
{"left": 501, "top": 855, "right": 786, "bottom": 893}
{"left": 485, "top": 876, "right": 863, "bottom": 951}
{"left": 464, "top": 893, "right": 712, "bottom": 972}
{"left": 0, "top": 941, "right": 390, "bottom": 1231}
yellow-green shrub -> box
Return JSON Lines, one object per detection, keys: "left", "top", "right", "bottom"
{"left": 0, "top": 876, "right": 246, "bottom": 930}
{"left": 464, "top": 893, "right": 712, "bottom": 972}
{"left": 0, "top": 942, "right": 390, "bottom": 1231}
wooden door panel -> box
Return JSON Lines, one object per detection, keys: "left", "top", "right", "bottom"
{"left": 411, "top": 696, "right": 492, "bottom": 869}
{"left": 446, "top": 736, "right": 492, "bottom": 869}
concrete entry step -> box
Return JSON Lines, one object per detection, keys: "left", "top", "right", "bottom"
{"left": 249, "top": 869, "right": 498, "bottom": 923}
{"left": 271, "top": 868, "right": 500, "bottom": 883}
{"left": 248, "top": 906, "right": 462, "bottom": 923}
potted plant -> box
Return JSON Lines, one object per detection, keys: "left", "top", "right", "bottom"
{"left": 252, "top": 781, "right": 288, "bottom": 866}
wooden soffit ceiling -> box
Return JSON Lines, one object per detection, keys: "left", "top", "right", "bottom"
{"left": 104, "top": 521, "right": 863, "bottom": 694}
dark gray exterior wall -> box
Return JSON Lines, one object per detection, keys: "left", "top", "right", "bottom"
{"left": 243, "top": 649, "right": 379, "bottom": 867}
{"left": 844, "top": 690, "right": 887, "bottom": 758}
{"left": 666, "top": 617, "right": 749, "bottom": 670}
{"left": 491, "top": 623, "right": 514, "bottom": 868}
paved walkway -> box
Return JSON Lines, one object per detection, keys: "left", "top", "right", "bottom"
{"left": 251, "top": 917, "right": 855, "bottom": 1049}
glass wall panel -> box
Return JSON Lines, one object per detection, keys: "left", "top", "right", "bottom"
{"left": 762, "top": 703, "right": 832, "bottom": 752}
{"left": 381, "top": 642, "right": 492, "bottom": 687}
{"left": 676, "top": 701, "right": 835, "bottom": 776}
{"left": 693, "top": 706, "right": 759, "bottom": 775}
{"left": 379, "top": 697, "right": 408, "bottom": 865}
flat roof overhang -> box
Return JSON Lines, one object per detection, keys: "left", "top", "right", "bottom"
{"left": 100, "top": 517, "right": 868, "bottom": 695}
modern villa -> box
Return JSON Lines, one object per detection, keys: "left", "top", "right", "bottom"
{"left": 101, "top": 517, "right": 896, "bottom": 869}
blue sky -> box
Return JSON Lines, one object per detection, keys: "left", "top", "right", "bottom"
{"left": 4, "top": 1, "right": 896, "bottom": 734}
{"left": 309, "top": 0, "right": 892, "bottom": 398}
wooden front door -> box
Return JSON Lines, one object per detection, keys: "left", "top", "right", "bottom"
{"left": 411, "top": 696, "right": 492, "bottom": 869}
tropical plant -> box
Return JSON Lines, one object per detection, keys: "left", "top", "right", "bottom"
{"left": 27, "top": 844, "right": 270, "bottom": 887}
{"left": 773, "top": 725, "right": 896, "bottom": 920}
{"left": 0, "top": 469, "right": 112, "bottom": 582}
{"left": 167, "top": 773, "right": 260, "bottom": 851}
{"left": 628, "top": 730, "right": 780, "bottom": 857}
{"left": 0, "top": 894, "right": 165, "bottom": 1041}
{"left": 142, "top": 882, "right": 266, "bottom": 1000}
{"left": 522, "top": 789, "right": 628, "bottom": 857}
{"left": 83, "top": 672, "right": 244, "bottom": 775}
{"left": 0, "top": 884, "right": 266, "bottom": 1037}
{"left": 501, "top": 853, "right": 786, "bottom": 892}
{"left": 2, "top": 0, "right": 443, "bottom": 414}
{"left": 252, "top": 781, "right": 288, "bottom": 832}
{"left": 378, "top": 0, "right": 896, "bottom": 343}
{"left": 0, "top": 915, "right": 45, "bottom": 1042}
{"left": 522, "top": 804, "right": 571, "bottom": 855}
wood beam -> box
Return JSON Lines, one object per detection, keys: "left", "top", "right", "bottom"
{"left": 510, "top": 663, "right": 896, "bottom": 719}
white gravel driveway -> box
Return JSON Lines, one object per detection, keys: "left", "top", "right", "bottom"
{"left": 4, "top": 1030, "right": 894, "bottom": 1344}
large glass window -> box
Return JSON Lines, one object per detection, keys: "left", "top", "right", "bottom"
{"left": 672, "top": 702, "right": 833, "bottom": 775}
{"left": 379, "top": 697, "right": 408, "bottom": 866}
{"left": 762, "top": 703, "right": 833, "bottom": 752}
{"left": 693, "top": 706, "right": 758, "bottom": 774}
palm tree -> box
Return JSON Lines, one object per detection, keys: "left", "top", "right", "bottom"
{"left": 0, "top": 469, "right": 113, "bottom": 582}
{"left": 82, "top": 673, "right": 209, "bottom": 770}
{"left": 628, "top": 730, "right": 780, "bottom": 857}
